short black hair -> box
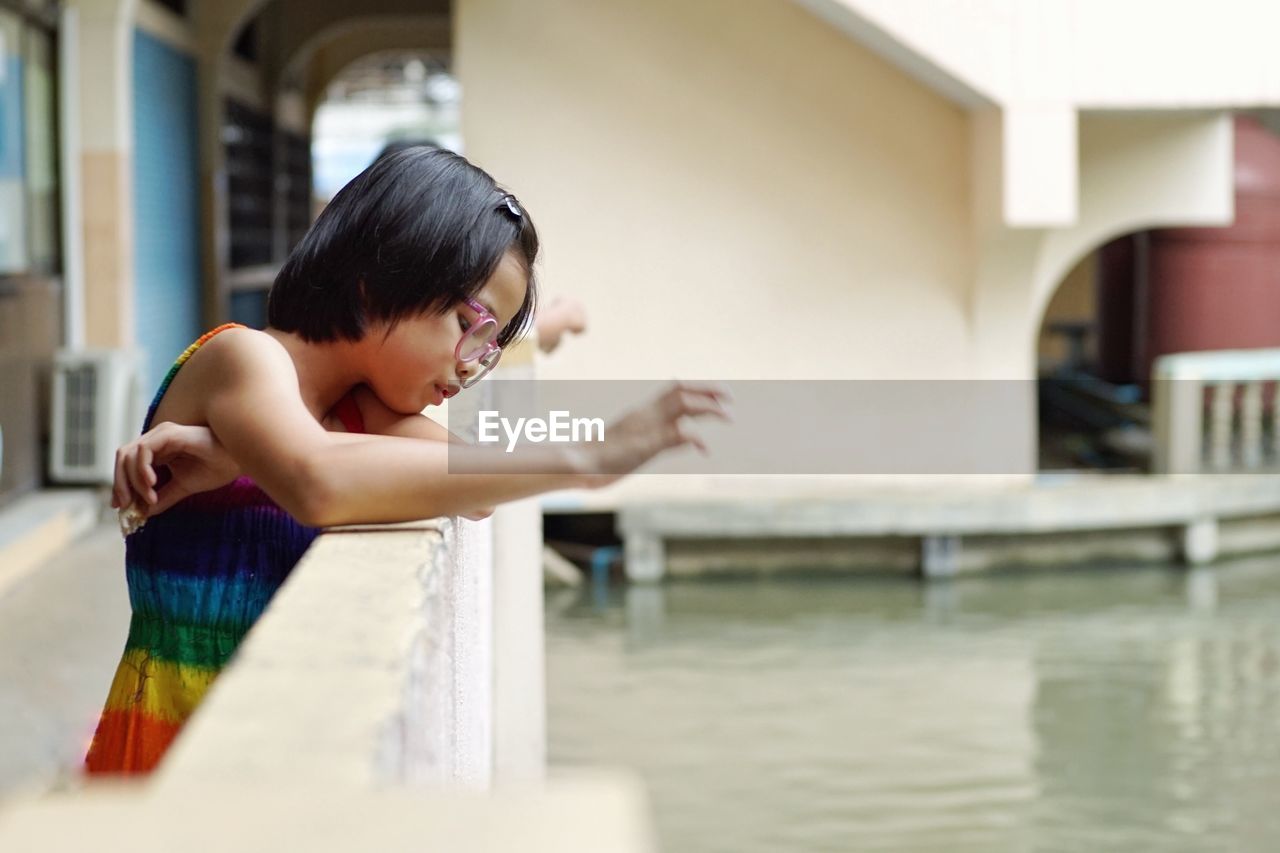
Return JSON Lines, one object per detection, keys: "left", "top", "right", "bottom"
{"left": 268, "top": 147, "right": 538, "bottom": 347}
{"left": 372, "top": 137, "right": 440, "bottom": 163}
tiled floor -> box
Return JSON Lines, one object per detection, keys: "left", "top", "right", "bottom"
{"left": 0, "top": 524, "right": 128, "bottom": 799}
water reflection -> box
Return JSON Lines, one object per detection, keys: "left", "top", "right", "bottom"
{"left": 1184, "top": 566, "right": 1218, "bottom": 613}
{"left": 547, "top": 557, "right": 1280, "bottom": 852}
{"left": 625, "top": 585, "right": 665, "bottom": 649}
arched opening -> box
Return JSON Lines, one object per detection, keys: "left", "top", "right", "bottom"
{"left": 214, "top": 1, "right": 454, "bottom": 329}
{"left": 1036, "top": 113, "right": 1280, "bottom": 474}
{"left": 311, "top": 50, "right": 460, "bottom": 205}
{"left": 1036, "top": 240, "right": 1148, "bottom": 472}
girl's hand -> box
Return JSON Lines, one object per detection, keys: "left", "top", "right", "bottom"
{"left": 578, "top": 381, "right": 733, "bottom": 488}
{"left": 534, "top": 296, "right": 588, "bottom": 354}
{"left": 112, "top": 422, "right": 241, "bottom": 519}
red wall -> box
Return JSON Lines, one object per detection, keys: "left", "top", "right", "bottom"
{"left": 1097, "top": 115, "right": 1280, "bottom": 387}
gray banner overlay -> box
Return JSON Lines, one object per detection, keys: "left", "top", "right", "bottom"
{"left": 437, "top": 379, "right": 1249, "bottom": 476}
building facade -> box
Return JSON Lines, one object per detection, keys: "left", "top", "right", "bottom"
{"left": 0, "top": 0, "right": 59, "bottom": 505}
{"left": 4, "top": 0, "right": 1280, "bottom": 505}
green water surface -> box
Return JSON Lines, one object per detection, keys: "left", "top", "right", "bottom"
{"left": 547, "top": 559, "right": 1280, "bottom": 852}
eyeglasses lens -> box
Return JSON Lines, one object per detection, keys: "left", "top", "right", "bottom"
{"left": 459, "top": 319, "right": 498, "bottom": 361}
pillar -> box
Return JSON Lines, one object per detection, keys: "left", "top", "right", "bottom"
{"left": 490, "top": 339, "right": 548, "bottom": 781}
{"left": 65, "top": 0, "right": 138, "bottom": 349}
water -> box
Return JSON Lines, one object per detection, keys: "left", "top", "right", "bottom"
{"left": 546, "top": 559, "right": 1280, "bottom": 852}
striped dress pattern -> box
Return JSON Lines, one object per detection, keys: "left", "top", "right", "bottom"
{"left": 83, "top": 323, "right": 359, "bottom": 774}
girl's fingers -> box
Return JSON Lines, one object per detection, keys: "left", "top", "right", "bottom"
{"left": 132, "top": 448, "right": 149, "bottom": 506}
{"left": 112, "top": 423, "right": 192, "bottom": 511}
{"left": 667, "top": 386, "right": 733, "bottom": 416}
{"left": 139, "top": 444, "right": 157, "bottom": 505}
{"left": 112, "top": 448, "right": 134, "bottom": 510}
{"left": 143, "top": 447, "right": 156, "bottom": 488}
{"left": 125, "top": 449, "right": 151, "bottom": 509}
{"left": 682, "top": 400, "right": 734, "bottom": 422}
{"left": 658, "top": 386, "right": 733, "bottom": 458}
{"left": 673, "top": 419, "right": 708, "bottom": 455}
{"left": 668, "top": 381, "right": 733, "bottom": 403}
{"left": 112, "top": 449, "right": 124, "bottom": 508}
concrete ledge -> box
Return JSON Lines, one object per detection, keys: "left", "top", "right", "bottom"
{"left": 657, "top": 514, "right": 1280, "bottom": 578}
{"left": 0, "top": 771, "right": 657, "bottom": 853}
{"left": 155, "top": 519, "right": 457, "bottom": 788}
{"left": 616, "top": 475, "right": 1280, "bottom": 579}
{"left": 0, "top": 490, "right": 101, "bottom": 597}
{"left": 0, "top": 514, "right": 657, "bottom": 850}
{"left": 619, "top": 476, "right": 1280, "bottom": 538}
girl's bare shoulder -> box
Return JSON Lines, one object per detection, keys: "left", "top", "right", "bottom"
{"left": 191, "top": 326, "right": 293, "bottom": 373}
{"left": 151, "top": 327, "right": 297, "bottom": 425}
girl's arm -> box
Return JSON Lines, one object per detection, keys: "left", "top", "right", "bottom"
{"left": 112, "top": 423, "right": 495, "bottom": 522}
{"left": 112, "top": 379, "right": 536, "bottom": 521}
{"left": 190, "top": 329, "right": 728, "bottom": 527}
{"left": 349, "top": 384, "right": 470, "bottom": 444}
{"left": 113, "top": 422, "right": 240, "bottom": 515}
{"left": 349, "top": 384, "right": 490, "bottom": 517}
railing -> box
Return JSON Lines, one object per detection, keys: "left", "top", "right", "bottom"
{"left": 143, "top": 517, "right": 490, "bottom": 785}
{"left": 145, "top": 341, "right": 550, "bottom": 788}
{"left": 0, "top": 505, "right": 655, "bottom": 852}
{"left": 1152, "top": 348, "right": 1280, "bottom": 474}
{"left": 0, "top": 342, "right": 657, "bottom": 850}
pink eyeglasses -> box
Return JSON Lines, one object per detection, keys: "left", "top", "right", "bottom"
{"left": 455, "top": 296, "right": 503, "bottom": 388}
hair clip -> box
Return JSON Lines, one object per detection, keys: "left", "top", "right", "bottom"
{"left": 500, "top": 194, "right": 523, "bottom": 219}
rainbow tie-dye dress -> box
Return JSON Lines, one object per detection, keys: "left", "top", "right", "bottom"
{"left": 83, "top": 324, "right": 357, "bottom": 774}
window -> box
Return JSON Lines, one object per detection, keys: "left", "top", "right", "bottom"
{"left": 0, "top": 5, "right": 59, "bottom": 275}
{"left": 232, "top": 19, "right": 258, "bottom": 64}
{"left": 23, "top": 23, "right": 56, "bottom": 272}
{"left": 0, "top": 10, "right": 27, "bottom": 273}
{"left": 224, "top": 98, "right": 274, "bottom": 268}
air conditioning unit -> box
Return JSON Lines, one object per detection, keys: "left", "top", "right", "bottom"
{"left": 49, "top": 349, "right": 144, "bottom": 484}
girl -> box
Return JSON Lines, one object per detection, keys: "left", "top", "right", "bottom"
{"left": 85, "top": 147, "right": 730, "bottom": 774}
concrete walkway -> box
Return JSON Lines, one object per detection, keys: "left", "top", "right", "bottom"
{"left": 0, "top": 523, "right": 129, "bottom": 801}
{"left": 584, "top": 473, "right": 1280, "bottom": 580}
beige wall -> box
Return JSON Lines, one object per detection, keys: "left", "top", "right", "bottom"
{"left": 458, "top": 0, "right": 973, "bottom": 380}
{"left": 114, "top": 1, "right": 1233, "bottom": 394}
{"left": 815, "top": 0, "right": 1280, "bottom": 109}
{"left": 968, "top": 111, "right": 1232, "bottom": 385}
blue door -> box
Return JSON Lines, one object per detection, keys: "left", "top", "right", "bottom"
{"left": 133, "top": 29, "right": 201, "bottom": 392}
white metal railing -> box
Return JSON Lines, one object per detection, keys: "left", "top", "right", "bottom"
{"left": 1152, "top": 348, "right": 1280, "bottom": 474}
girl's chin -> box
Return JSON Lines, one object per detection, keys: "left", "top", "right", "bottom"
{"left": 386, "top": 397, "right": 430, "bottom": 416}
{"left": 423, "top": 388, "right": 445, "bottom": 409}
